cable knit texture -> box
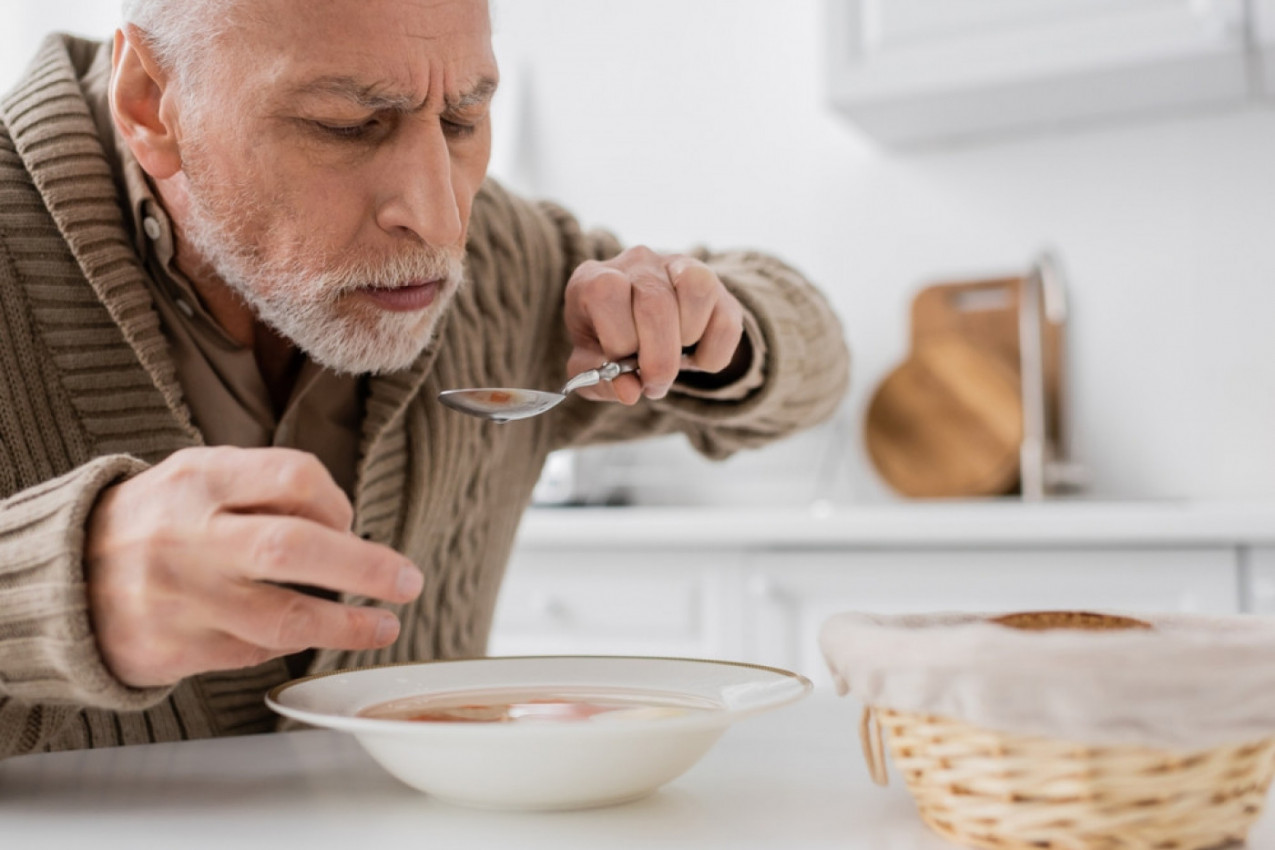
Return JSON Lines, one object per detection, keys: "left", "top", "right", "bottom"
{"left": 0, "top": 35, "right": 850, "bottom": 758}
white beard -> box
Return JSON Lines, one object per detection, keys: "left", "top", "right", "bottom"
{"left": 179, "top": 159, "right": 465, "bottom": 375}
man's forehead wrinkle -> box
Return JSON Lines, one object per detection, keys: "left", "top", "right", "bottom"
{"left": 398, "top": 0, "right": 466, "bottom": 16}
{"left": 398, "top": 0, "right": 471, "bottom": 43}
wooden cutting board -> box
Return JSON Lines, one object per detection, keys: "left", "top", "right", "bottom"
{"left": 865, "top": 336, "right": 1023, "bottom": 498}
{"left": 911, "top": 277, "right": 1022, "bottom": 364}
{"left": 865, "top": 274, "right": 1064, "bottom": 498}
{"left": 912, "top": 276, "right": 1064, "bottom": 444}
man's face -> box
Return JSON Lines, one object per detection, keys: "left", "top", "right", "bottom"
{"left": 174, "top": 0, "right": 497, "bottom": 374}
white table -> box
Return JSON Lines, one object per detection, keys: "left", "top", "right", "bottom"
{"left": 2, "top": 695, "right": 1272, "bottom": 849}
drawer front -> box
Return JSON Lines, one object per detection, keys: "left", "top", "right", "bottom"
{"left": 1251, "top": 547, "right": 1275, "bottom": 614}
{"left": 744, "top": 547, "right": 1240, "bottom": 682}
{"left": 488, "top": 548, "right": 738, "bottom": 658}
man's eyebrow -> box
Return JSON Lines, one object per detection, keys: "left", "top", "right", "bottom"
{"left": 288, "top": 76, "right": 418, "bottom": 111}
{"left": 446, "top": 77, "right": 499, "bottom": 111}
{"left": 289, "top": 75, "right": 498, "bottom": 112}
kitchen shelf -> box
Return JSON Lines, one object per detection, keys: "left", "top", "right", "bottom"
{"left": 515, "top": 500, "right": 1275, "bottom": 549}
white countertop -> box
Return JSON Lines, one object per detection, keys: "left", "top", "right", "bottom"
{"left": 2, "top": 694, "right": 1272, "bottom": 849}
{"left": 516, "top": 500, "right": 1275, "bottom": 549}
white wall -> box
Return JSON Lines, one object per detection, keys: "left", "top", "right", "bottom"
{"left": 487, "top": 0, "right": 1275, "bottom": 503}
{"left": 5, "top": 1, "right": 1274, "bottom": 503}
{"left": 0, "top": 2, "right": 118, "bottom": 89}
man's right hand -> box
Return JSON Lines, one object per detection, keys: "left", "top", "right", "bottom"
{"left": 83, "top": 447, "right": 423, "bottom": 689}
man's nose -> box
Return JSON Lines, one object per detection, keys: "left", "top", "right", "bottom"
{"left": 374, "top": 122, "right": 463, "bottom": 247}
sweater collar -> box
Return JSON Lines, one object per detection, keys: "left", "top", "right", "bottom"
{"left": 1, "top": 34, "right": 198, "bottom": 444}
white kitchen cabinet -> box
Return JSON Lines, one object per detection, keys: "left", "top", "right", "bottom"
{"left": 1256, "top": 0, "right": 1275, "bottom": 98}
{"left": 487, "top": 548, "right": 745, "bottom": 660}
{"left": 826, "top": 0, "right": 1253, "bottom": 147}
{"left": 489, "top": 541, "right": 1242, "bottom": 683}
{"left": 1250, "top": 547, "right": 1275, "bottom": 614}
{"left": 743, "top": 547, "right": 1240, "bottom": 682}
{"left": 490, "top": 504, "right": 1274, "bottom": 682}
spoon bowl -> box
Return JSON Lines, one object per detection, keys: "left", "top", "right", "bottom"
{"left": 438, "top": 388, "right": 568, "bottom": 422}
{"left": 439, "top": 359, "right": 638, "bottom": 423}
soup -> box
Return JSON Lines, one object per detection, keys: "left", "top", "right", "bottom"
{"left": 358, "top": 687, "right": 722, "bottom": 724}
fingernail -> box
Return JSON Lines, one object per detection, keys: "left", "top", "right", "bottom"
{"left": 375, "top": 613, "right": 400, "bottom": 645}
{"left": 396, "top": 564, "right": 423, "bottom": 598}
{"left": 644, "top": 384, "right": 670, "bottom": 400}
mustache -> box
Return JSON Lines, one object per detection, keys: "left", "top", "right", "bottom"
{"left": 321, "top": 248, "right": 466, "bottom": 295}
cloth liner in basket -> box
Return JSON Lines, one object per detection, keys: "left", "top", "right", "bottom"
{"left": 819, "top": 610, "right": 1275, "bottom": 850}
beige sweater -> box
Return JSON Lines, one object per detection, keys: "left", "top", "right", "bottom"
{"left": 0, "top": 35, "right": 850, "bottom": 759}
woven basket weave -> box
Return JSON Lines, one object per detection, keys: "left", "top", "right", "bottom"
{"left": 858, "top": 612, "right": 1275, "bottom": 850}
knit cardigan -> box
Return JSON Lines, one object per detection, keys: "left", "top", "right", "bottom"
{"left": 0, "top": 35, "right": 850, "bottom": 759}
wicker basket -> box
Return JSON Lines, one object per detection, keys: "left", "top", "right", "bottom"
{"left": 858, "top": 611, "right": 1275, "bottom": 850}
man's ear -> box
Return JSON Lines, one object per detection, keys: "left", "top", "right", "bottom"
{"left": 110, "top": 25, "right": 184, "bottom": 180}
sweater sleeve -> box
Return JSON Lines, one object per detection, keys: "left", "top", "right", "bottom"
{"left": 0, "top": 455, "right": 174, "bottom": 716}
{"left": 525, "top": 193, "right": 851, "bottom": 459}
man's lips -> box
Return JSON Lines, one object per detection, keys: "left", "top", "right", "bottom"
{"left": 356, "top": 279, "right": 443, "bottom": 312}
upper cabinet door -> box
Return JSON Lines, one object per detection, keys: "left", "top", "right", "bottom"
{"left": 827, "top": 0, "right": 1252, "bottom": 147}
{"left": 1257, "top": 0, "right": 1275, "bottom": 98}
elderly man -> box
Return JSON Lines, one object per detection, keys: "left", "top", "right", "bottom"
{"left": 0, "top": 0, "right": 849, "bottom": 758}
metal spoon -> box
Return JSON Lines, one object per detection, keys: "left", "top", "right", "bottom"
{"left": 438, "top": 358, "right": 638, "bottom": 423}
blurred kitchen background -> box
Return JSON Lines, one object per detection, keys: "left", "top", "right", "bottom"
{"left": 8, "top": 0, "right": 1275, "bottom": 681}
{"left": 490, "top": 0, "right": 1275, "bottom": 507}
{"left": 5, "top": 0, "right": 1274, "bottom": 506}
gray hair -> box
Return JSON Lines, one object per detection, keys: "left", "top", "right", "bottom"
{"left": 119, "top": 0, "right": 237, "bottom": 95}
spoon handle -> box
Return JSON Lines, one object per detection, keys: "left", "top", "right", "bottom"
{"left": 594, "top": 358, "right": 639, "bottom": 382}
{"left": 560, "top": 358, "right": 638, "bottom": 395}
{"left": 562, "top": 348, "right": 706, "bottom": 395}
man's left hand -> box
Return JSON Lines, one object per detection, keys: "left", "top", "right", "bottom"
{"left": 563, "top": 246, "right": 745, "bottom": 403}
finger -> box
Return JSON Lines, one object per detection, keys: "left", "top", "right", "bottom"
{"left": 688, "top": 299, "right": 746, "bottom": 375}
{"left": 166, "top": 633, "right": 283, "bottom": 681}
{"left": 665, "top": 256, "right": 720, "bottom": 348}
{"left": 608, "top": 373, "right": 644, "bottom": 405}
{"left": 566, "top": 265, "right": 639, "bottom": 361}
{"left": 218, "top": 514, "right": 423, "bottom": 603}
{"left": 572, "top": 372, "right": 642, "bottom": 405}
{"left": 565, "top": 347, "right": 614, "bottom": 403}
{"left": 197, "top": 447, "right": 354, "bottom": 532}
{"left": 219, "top": 582, "right": 401, "bottom": 652}
{"left": 631, "top": 274, "right": 682, "bottom": 399}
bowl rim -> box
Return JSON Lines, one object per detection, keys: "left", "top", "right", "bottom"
{"left": 266, "top": 654, "right": 812, "bottom": 737}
